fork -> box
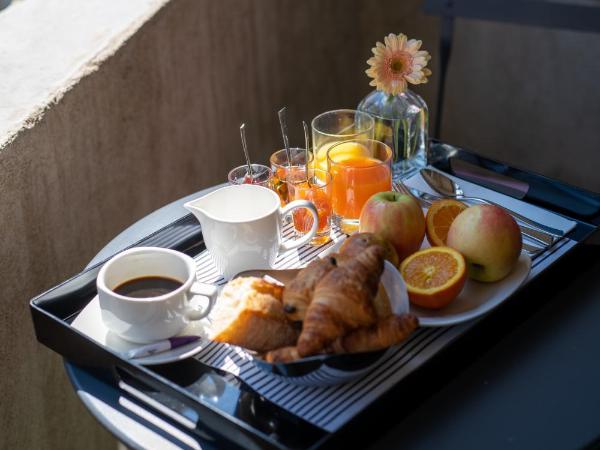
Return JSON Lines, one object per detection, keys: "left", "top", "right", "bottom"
{"left": 398, "top": 182, "right": 558, "bottom": 248}
{"left": 394, "top": 181, "right": 546, "bottom": 258}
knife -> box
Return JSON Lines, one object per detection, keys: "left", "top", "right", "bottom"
{"left": 450, "top": 158, "right": 600, "bottom": 218}
{"left": 404, "top": 185, "right": 557, "bottom": 248}
{"left": 450, "top": 158, "right": 529, "bottom": 199}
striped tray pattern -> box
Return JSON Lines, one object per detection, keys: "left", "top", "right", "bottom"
{"left": 191, "top": 222, "right": 576, "bottom": 432}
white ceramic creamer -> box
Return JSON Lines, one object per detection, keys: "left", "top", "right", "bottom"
{"left": 184, "top": 184, "right": 318, "bottom": 279}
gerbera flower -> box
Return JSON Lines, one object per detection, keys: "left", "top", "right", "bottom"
{"left": 366, "top": 33, "right": 432, "bottom": 95}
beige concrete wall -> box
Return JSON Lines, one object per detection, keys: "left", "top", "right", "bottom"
{"left": 442, "top": 19, "right": 600, "bottom": 192}
{"left": 1, "top": 0, "right": 597, "bottom": 448}
{"left": 0, "top": 0, "right": 437, "bottom": 448}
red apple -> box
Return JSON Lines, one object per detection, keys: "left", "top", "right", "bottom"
{"left": 359, "top": 192, "right": 425, "bottom": 262}
{"left": 446, "top": 204, "right": 522, "bottom": 282}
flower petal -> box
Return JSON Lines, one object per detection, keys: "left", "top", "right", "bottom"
{"left": 372, "top": 47, "right": 385, "bottom": 57}
{"left": 415, "top": 50, "right": 430, "bottom": 60}
{"left": 384, "top": 34, "right": 394, "bottom": 48}
{"left": 405, "top": 73, "right": 423, "bottom": 84}
{"left": 412, "top": 56, "right": 428, "bottom": 67}
{"left": 397, "top": 33, "right": 407, "bottom": 50}
{"left": 406, "top": 39, "right": 422, "bottom": 53}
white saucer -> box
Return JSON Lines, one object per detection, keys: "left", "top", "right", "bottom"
{"left": 72, "top": 296, "right": 210, "bottom": 365}
{"left": 411, "top": 253, "right": 532, "bottom": 327}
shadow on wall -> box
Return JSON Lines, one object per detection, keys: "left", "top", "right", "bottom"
{"left": 431, "top": 2, "right": 600, "bottom": 192}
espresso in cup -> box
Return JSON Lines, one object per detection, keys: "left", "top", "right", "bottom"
{"left": 113, "top": 276, "right": 184, "bottom": 298}
{"left": 97, "top": 247, "right": 217, "bottom": 344}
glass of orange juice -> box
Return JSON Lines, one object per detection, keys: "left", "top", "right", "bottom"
{"left": 269, "top": 148, "right": 313, "bottom": 206}
{"left": 311, "top": 109, "right": 374, "bottom": 172}
{"left": 327, "top": 139, "right": 392, "bottom": 233}
{"left": 287, "top": 168, "right": 333, "bottom": 245}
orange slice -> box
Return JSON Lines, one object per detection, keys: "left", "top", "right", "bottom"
{"left": 425, "top": 199, "right": 468, "bottom": 246}
{"left": 400, "top": 247, "right": 466, "bottom": 309}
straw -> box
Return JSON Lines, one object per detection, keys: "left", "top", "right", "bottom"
{"left": 239, "top": 123, "right": 253, "bottom": 179}
{"left": 277, "top": 107, "right": 292, "bottom": 166}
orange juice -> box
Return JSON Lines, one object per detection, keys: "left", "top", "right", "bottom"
{"left": 287, "top": 168, "right": 333, "bottom": 245}
{"left": 272, "top": 165, "right": 305, "bottom": 206}
{"left": 270, "top": 148, "right": 313, "bottom": 206}
{"left": 330, "top": 156, "right": 391, "bottom": 219}
{"left": 291, "top": 182, "right": 332, "bottom": 234}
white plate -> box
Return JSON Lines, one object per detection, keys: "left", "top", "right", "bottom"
{"left": 323, "top": 234, "right": 531, "bottom": 327}
{"left": 72, "top": 296, "right": 209, "bottom": 365}
{"left": 411, "top": 253, "right": 531, "bottom": 327}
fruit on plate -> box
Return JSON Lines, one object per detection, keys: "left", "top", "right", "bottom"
{"left": 425, "top": 199, "right": 468, "bottom": 246}
{"left": 400, "top": 247, "right": 467, "bottom": 309}
{"left": 359, "top": 192, "right": 425, "bottom": 262}
{"left": 446, "top": 204, "right": 522, "bottom": 282}
{"left": 339, "top": 232, "right": 400, "bottom": 268}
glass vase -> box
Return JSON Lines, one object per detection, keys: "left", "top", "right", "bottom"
{"left": 357, "top": 89, "right": 428, "bottom": 180}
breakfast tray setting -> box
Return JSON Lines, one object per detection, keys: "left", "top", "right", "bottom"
{"left": 30, "top": 142, "right": 600, "bottom": 449}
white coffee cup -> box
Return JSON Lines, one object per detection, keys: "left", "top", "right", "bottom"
{"left": 97, "top": 247, "right": 217, "bottom": 344}
{"left": 184, "top": 184, "right": 319, "bottom": 279}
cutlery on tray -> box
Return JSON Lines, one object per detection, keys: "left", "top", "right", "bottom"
{"left": 420, "top": 168, "right": 564, "bottom": 241}
{"left": 125, "top": 335, "right": 202, "bottom": 360}
{"left": 393, "top": 182, "right": 546, "bottom": 257}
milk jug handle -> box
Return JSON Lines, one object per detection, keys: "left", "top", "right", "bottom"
{"left": 279, "top": 200, "right": 319, "bottom": 252}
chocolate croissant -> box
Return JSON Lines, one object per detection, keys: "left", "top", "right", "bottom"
{"left": 297, "top": 245, "right": 384, "bottom": 356}
{"left": 282, "top": 255, "right": 340, "bottom": 322}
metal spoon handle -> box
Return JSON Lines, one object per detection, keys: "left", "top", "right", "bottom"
{"left": 302, "top": 121, "right": 311, "bottom": 183}
{"left": 278, "top": 107, "right": 292, "bottom": 166}
{"left": 395, "top": 181, "right": 549, "bottom": 246}
{"left": 239, "top": 123, "right": 253, "bottom": 177}
{"left": 458, "top": 195, "right": 562, "bottom": 241}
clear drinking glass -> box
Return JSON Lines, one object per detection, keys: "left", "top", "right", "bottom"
{"left": 269, "top": 148, "right": 313, "bottom": 206}
{"left": 357, "top": 89, "right": 429, "bottom": 180}
{"left": 327, "top": 139, "right": 392, "bottom": 233}
{"left": 287, "top": 168, "right": 333, "bottom": 245}
{"left": 311, "top": 109, "right": 375, "bottom": 172}
{"left": 227, "top": 164, "right": 273, "bottom": 188}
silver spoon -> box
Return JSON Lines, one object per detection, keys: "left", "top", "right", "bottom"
{"left": 420, "top": 168, "right": 563, "bottom": 242}
{"left": 278, "top": 107, "right": 292, "bottom": 166}
{"left": 302, "top": 120, "right": 311, "bottom": 186}
{"left": 239, "top": 123, "right": 253, "bottom": 180}
{"left": 393, "top": 180, "right": 545, "bottom": 257}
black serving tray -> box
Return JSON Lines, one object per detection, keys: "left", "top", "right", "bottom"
{"left": 30, "top": 142, "right": 600, "bottom": 450}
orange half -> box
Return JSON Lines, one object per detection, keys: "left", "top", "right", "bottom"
{"left": 425, "top": 199, "right": 468, "bottom": 246}
{"left": 400, "top": 247, "right": 467, "bottom": 309}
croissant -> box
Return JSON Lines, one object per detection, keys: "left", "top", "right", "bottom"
{"left": 264, "top": 346, "right": 301, "bottom": 363}
{"left": 282, "top": 255, "right": 341, "bottom": 322}
{"left": 210, "top": 277, "right": 299, "bottom": 352}
{"left": 297, "top": 245, "right": 384, "bottom": 356}
{"left": 328, "top": 314, "right": 419, "bottom": 354}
